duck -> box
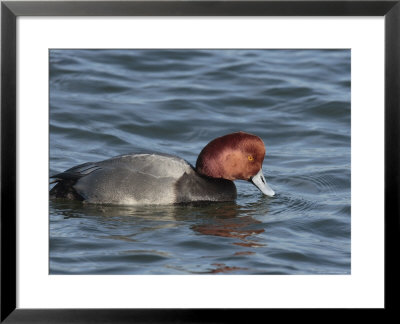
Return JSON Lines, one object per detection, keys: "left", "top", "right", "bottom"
{"left": 49, "top": 131, "right": 275, "bottom": 205}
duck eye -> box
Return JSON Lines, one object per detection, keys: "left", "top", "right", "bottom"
{"left": 248, "top": 155, "right": 254, "bottom": 162}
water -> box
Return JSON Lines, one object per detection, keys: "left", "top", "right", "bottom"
{"left": 49, "top": 49, "right": 351, "bottom": 274}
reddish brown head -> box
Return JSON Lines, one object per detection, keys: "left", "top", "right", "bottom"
{"left": 196, "top": 132, "right": 275, "bottom": 196}
{"left": 196, "top": 132, "right": 266, "bottom": 181}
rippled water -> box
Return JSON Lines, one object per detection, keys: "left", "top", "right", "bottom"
{"left": 49, "top": 49, "right": 351, "bottom": 274}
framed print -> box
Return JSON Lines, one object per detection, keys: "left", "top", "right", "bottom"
{"left": 1, "top": 0, "right": 399, "bottom": 322}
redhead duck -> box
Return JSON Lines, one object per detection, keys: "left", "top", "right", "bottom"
{"left": 50, "top": 132, "right": 275, "bottom": 205}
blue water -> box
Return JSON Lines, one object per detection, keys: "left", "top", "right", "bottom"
{"left": 49, "top": 49, "right": 351, "bottom": 274}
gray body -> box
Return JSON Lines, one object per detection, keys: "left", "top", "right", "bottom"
{"left": 50, "top": 153, "right": 237, "bottom": 205}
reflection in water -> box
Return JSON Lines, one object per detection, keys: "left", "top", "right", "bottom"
{"left": 51, "top": 199, "right": 180, "bottom": 222}
{"left": 50, "top": 199, "right": 267, "bottom": 248}
{"left": 234, "top": 251, "right": 255, "bottom": 256}
{"left": 191, "top": 216, "right": 265, "bottom": 248}
{"left": 210, "top": 263, "right": 248, "bottom": 273}
{"left": 189, "top": 202, "right": 268, "bottom": 250}
{"left": 50, "top": 199, "right": 270, "bottom": 274}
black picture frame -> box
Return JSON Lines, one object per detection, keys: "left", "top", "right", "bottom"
{"left": 1, "top": 0, "right": 399, "bottom": 322}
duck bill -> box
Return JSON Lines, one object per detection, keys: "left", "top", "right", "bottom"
{"left": 250, "top": 169, "right": 275, "bottom": 197}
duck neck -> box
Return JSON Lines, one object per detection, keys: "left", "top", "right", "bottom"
{"left": 175, "top": 168, "right": 237, "bottom": 203}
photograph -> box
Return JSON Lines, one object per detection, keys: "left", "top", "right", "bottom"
{"left": 49, "top": 49, "right": 351, "bottom": 275}
{"left": 3, "top": 0, "right": 398, "bottom": 320}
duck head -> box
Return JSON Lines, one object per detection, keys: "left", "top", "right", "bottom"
{"left": 196, "top": 132, "right": 275, "bottom": 197}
